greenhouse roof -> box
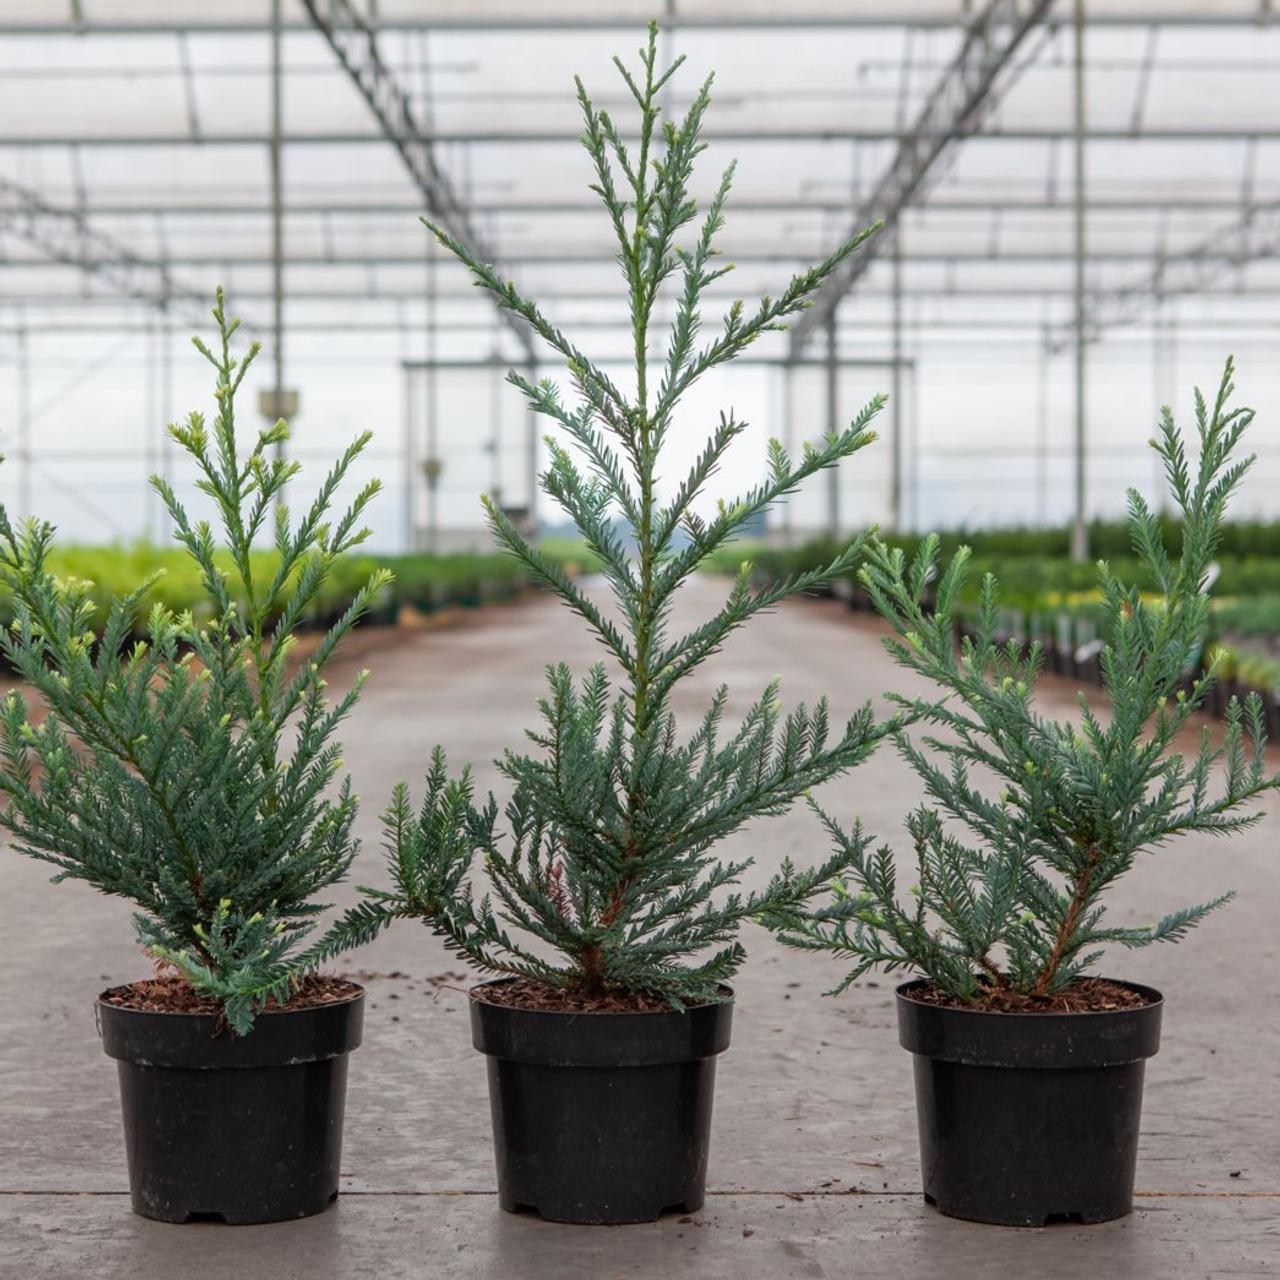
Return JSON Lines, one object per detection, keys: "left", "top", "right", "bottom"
{"left": 2, "top": 1, "right": 1279, "bottom": 361}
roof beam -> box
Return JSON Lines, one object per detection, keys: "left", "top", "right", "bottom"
{"left": 0, "top": 9, "right": 1271, "bottom": 34}
{"left": 0, "top": 176, "right": 239, "bottom": 326}
{"left": 1046, "top": 202, "right": 1280, "bottom": 352}
{"left": 6, "top": 315, "right": 1278, "bottom": 338}
{"left": 11, "top": 284, "right": 1280, "bottom": 307}
{"left": 4, "top": 248, "right": 1273, "bottom": 269}
{"left": 26, "top": 196, "right": 1280, "bottom": 218}
{"left": 299, "top": 0, "right": 534, "bottom": 360}
{"left": 788, "top": 0, "right": 1055, "bottom": 356}
{"left": 13, "top": 126, "right": 1280, "bottom": 147}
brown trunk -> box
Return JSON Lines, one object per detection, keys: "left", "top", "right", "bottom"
{"left": 1033, "top": 845, "right": 1100, "bottom": 996}
{"left": 579, "top": 944, "right": 606, "bottom": 996}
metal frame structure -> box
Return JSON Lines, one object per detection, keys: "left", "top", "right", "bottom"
{"left": 401, "top": 352, "right": 917, "bottom": 553}
{"left": 1048, "top": 202, "right": 1280, "bottom": 351}
{"left": 1, "top": 177, "right": 212, "bottom": 325}
{"left": 300, "top": 0, "right": 535, "bottom": 360}
{"left": 788, "top": 0, "right": 1055, "bottom": 355}
{"left": 3, "top": 2, "right": 1280, "bottom": 552}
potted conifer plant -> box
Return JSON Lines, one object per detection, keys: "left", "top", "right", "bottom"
{"left": 0, "top": 291, "right": 389, "bottom": 1224}
{"left": 319, "top": 25, "right": 895, "bottom": 1224}
{"left": 773, "top": 360, "right": 1278, "bottom": 1226}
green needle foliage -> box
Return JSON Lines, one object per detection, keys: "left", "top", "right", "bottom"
{"left": 0, "top": 291, "right": 390, "bottom": 1033}
{"left": 320, "top": 24, "right": 896, "bottom": 1006}
{"left": 773, "top": 359, "right": 1279, "bottom": 1003}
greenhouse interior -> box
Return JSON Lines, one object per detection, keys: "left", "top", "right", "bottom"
{"left": 2, "top": 3, "right": 1279, "bottom": 1277}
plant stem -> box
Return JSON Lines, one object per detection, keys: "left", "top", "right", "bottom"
{"left": 1033, "top": 844, "right": 1099, "bottom": 995}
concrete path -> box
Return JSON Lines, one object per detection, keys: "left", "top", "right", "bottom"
{"left": 2, "top": 578, "right": 1278, "bottom": 1278}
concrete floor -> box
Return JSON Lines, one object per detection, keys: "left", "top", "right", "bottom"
{"left": 2, "top": 578, "right": 1278, "bottom": 1278}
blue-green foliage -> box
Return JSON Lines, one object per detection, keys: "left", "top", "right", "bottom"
{"left": 318, "top": 25, "right": 896, "bottom": 1005}
{"left": 772, "top": 360, "right": 1279, "bottom": 1001}
{"left": 0, "top": 291, "right": 390, "bottom": 1033}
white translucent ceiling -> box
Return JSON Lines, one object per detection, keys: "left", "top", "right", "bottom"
{"left": 1, "top": 2, "right": 1279, "bottom": 358}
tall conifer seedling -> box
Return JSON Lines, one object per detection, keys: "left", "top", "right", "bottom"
{"left": 323, "top": 24, "right": 898, "bottom": 1007}
{"left": 0, "top": 292, "right": 390, "bottom": 1033}
{"left": 775, "top": 360, "right": 1279, "bottom": 1004}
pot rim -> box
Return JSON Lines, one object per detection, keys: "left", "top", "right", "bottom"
{"left": 468, "top": 976, "right": 734, "bottom": 1018}
{"left": 96, "top": 980, "right": 365, "bottom": 1021}
{"left": 895, "top": 976, "right": 1163, "bottom": 1018}
{"left": 97, "top": 981, "right": 365, "bottom": 1067}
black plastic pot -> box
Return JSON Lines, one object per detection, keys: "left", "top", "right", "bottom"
{"left": 896, "top": 979, "right": 1162, "bottom": 1226}
{"left": 470, "top": 981, "right": 733, "bottom": 1224}
{"left": 97, "top": 986, "right": 364, "bottom": 1224}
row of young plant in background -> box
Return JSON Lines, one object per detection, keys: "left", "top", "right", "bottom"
{"left": 714, "top": 515, "right": 1280, "bottom": 572}
{"left": 730, "top": 537, "right": 1280, "bottom": 605}
{"left": 28, "top": 534, "right": 1280, "bottom": 652}
{"left": 0, "top": 543, "right": 534, "bottom": 637}
{"left": 735, "top": 534, "right": 1280, "bottom": 712}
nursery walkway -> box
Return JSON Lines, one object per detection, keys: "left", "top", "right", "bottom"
{"left": 2, "top": 578, "right": 1278, "bottom": 1279}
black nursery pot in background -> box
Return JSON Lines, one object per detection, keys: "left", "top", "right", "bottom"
{"left": 97, "top": 987, "right": 364, "bottom": 1224}
{"left": 471, "top": 981, "right": 734, "bottom": 1224}
{"left": 896, "top": 979, "right": 1163, "bottom": 1227}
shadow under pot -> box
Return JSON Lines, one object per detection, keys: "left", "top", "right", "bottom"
{"left": 470, "top": 980, "right": 734, "bottom": 1224}
{"left": 97, "top": 986, "right": 364, "bottom": 1224}
{"left": 896, "top": 978, "right": 1163, "bottom": 1227}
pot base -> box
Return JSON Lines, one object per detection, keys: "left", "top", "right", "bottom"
{"left": 116, "top": 1057, "right": 352, "bottom": 1224}
{"left": 487, "top": 1057, "right": 717, "bottom": 1224}
{"left": 912, "top": 1058, "right": 1146, "bottom": 1226}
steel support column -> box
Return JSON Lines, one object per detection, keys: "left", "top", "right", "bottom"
{"left": 1069, "top": 0, "right": 1089, "bottom": 563}
{"left": 160, "top": 299, "right": 173, "bottom": 495}
{"left": 781, "top": 361, "right": 795, "bottom": 541}
{"left": 907, "top": 358, "right": 920, "bottom": 533}
{"left": 1036, "top": 322, "right": 1050, "bottom": 526}
{"left": 425, "top": 253, "right": 439, "bottom": 554}
{"left": 489, "top": 346, "right": 504, "bottom": 502}
{"left": 401, "top": 361, "right": 415, "bottom": 553}
{"left": 270, "top": 0, "right": 286, "bottom": 488}
{"left": 825, "top": 312, "right": 839, "bottom": 535}
{"left": 16, "top": 320, "right": 31, "bottom": 520}
{"left": 890, "top": 232, "right": 904, "bottom": 532}
{"left": 525, "top": 358, "right": 539, "bottom": 540}
{"left": 145, "top": 314, "right": 157, "bottom": 540}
